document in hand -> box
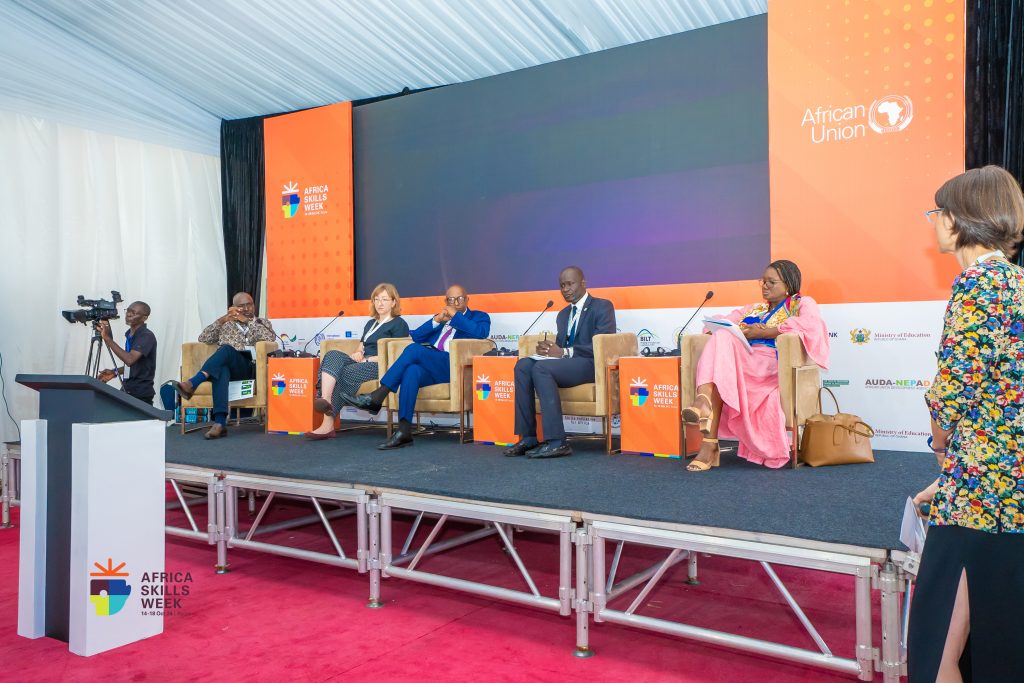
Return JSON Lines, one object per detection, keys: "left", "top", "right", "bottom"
{"left": 702, "top": 318, "right": 752, "bottom": 352}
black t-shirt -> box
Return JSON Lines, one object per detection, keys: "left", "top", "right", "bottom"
{"left": 124, "top": 324, "right": 157, "bottom": 401}
{"left": 361, "top": 317, "right": 410, "bottom": 357}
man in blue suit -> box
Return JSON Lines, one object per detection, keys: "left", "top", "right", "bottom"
{"left": 343, "top": 284, "right": 490, "bottom": 450}
{"left": 505, "top": 266, "right": 616, "bottom": 459}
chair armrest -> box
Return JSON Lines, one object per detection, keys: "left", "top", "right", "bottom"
{"left": 776, "top": 333, "right": 814, "bottom": 369}
{"left": 593, "top": 333, "right": 638, "bottom": 415}
{"left": 449, "top": 339, "right": 495, "bottom": 409}
{"left": 380, "top": 338, "right": 414, "bottom": 376}
{"left": 680, "top": 334, "right": 712, "bottom": 409}
{"left": 180, "top": 342, "right": 218, "bottom": 380}
{"left": 776, "top": 333, "right": 820, "bottom": 426}
{"left": 320, "top": 338, "right": 361, "bottom": 358}
{"left": 518, "top": 334, "right": 545, "bottom": 358}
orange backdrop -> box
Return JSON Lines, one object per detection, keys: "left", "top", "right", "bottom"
{"left": 265, "top": 3, "right": 965, "bottom": 317}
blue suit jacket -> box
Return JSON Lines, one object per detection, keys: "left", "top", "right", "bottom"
{"left": 555, "top": 295, "right": 616, "bottom": 359}
{"left": 411, "top": 309, "right": 491, "bottom": 348}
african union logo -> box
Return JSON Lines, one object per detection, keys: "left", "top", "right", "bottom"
{"left": 629, "top": 377, "right": 649, "bottom": 407}
{"left": 475, "top": 375, "right": 491, "bottom": 401}
{"left": 271, "top": 372, "right": 286, "bottom": 396}
{"left": 868, "top": 95, "right": 913, "bottom": 134}
{"left": 281, "top": 182, "right": 300, "bottom": 219}
{"left": 89, "top": 558, "right": 131, "bottom": 616}
{"left": 850, "top": 328, "right": 871, "bottom": 345}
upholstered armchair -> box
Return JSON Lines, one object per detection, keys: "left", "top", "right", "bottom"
{"left": 679, "top": 333, "right": 821, "bottom": 467}
{"left": 378, "top": 338, "right": 493, "bottom": 440}
{"left": 516, "top": 332, "right": 639, "bottom": 452}
{"left": 178, "top": 340, "right": 278, "bottom": 433}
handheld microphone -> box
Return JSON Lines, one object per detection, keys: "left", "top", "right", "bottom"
{"left": 298, "top": 310, "right": 345, "bottom": 357}
{"left": 672, "top": 291, "right": 714, "bottom": 355}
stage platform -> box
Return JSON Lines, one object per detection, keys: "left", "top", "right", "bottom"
{"left": 161, "top": 424, "right": 933, "bottom": 681}
{"left": 166, "top": 424, "right": 935, "bottom": 552}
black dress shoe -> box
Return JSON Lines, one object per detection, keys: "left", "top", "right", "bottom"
{"left": 340, "top": 393, "right": 383, "bottom": 414}
{"left": 313, "top": 398, "right": 334, "bottom": 416}
{"left": 503, "top": 439, "right": 538, "bottom": 457}
{"left": 378, "top": 431, "right": 414, "bottom": 450}
{"left": 527, "top": 442, "right": 573, "bottom": 459}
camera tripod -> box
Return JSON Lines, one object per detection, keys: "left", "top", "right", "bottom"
{"left": 85, "top": 321, "right": 125, "bottom": 390}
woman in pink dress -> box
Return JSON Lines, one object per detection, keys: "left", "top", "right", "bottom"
{"left": 681, "top": 260, "right": 830, "bottom": 471}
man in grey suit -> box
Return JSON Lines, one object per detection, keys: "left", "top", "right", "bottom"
{"left": 505, "top": 266, "right": 616, "bottom": 459}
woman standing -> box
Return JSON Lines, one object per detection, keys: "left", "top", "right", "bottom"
{"left": 909, "top": 166, "right": 1024, "bottom": 681}
{"left": 306, "top": 283, "right": 409, "bottom": 439}
{"left": 681, "top": 259, "right": 830, "bottom": 470}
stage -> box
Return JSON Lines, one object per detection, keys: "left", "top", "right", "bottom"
{"left": 161, "top": 424, "right": 934, "bottom": 681}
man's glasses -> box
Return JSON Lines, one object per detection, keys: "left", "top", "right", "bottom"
{"left": 445, "top": 295, "right": 467, "bottom": 304}
{"left": 925, "top": 208, "right": 944, "bottom": 223}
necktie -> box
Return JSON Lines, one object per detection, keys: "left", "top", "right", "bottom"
{"left": 566, "top": 305, "right": 578, "bottom": 348}
{"left": 436, "top": 325, "right": 455, "bottom": 352}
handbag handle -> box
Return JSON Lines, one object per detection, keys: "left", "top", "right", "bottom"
{"left": 816, "top": 386, "right": 840, "bottom": 415}
{"left": 836, "top": 420, "right": 875, "bottom": 439}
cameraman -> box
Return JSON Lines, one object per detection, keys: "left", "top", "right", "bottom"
{"left": 96, "top": 301, "right": 157, "bottom": 404}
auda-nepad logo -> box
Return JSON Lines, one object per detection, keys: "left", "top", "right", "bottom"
{"left": 801, "top": 94, "right": 913, "bottom": 144}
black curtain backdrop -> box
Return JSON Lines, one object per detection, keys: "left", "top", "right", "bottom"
{"left": 220, "top": 116, "right": 266, "bottom": 309}
{"left": 965, "top": 0, "right": 1024, "bottom": 263}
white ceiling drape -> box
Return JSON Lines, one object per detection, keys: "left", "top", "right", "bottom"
{"left": 0, "top": 0, "right": 766, "bottom": 154}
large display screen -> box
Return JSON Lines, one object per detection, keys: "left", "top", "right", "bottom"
{"left": 353, "top": 15, "right": 768, "bottom": 298}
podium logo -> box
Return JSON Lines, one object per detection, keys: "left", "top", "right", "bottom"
{"left": 89, "top": 558, "right": 131, "bottom": 616}
{"left": 868, "top": 95, "right": 913, "bottom": 134}
{"left": 271, "top": 372, "right": 287, "bottom": 396}
{"left": 281, "top": 182, "right": 300, "bottom": 219}
{"left": 629, "top": 377, "right": 649, "bottom": 407}
{"left": 850, "top": 328, "right": 871, "bottom": 345}
{"left": 475, "top": 375, "right": 491, "bottom": 401}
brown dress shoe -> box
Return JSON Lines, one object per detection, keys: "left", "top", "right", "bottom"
{"left": 204, "top": 423, "right": 228, "bottom": 440}
{"left": 172, "top": 380, "right": 196, "bottom": 400}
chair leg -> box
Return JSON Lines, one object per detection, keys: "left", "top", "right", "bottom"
{"left": 386, "top": 409, "right": 393, "bottom": 438}
{"left": 604, "top": 416, "right": 611, "bottom": 454}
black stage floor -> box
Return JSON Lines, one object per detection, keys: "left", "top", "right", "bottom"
{"left": 165, "top": 425, "right": 937, "bottom": 552}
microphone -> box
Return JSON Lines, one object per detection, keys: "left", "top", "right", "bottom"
{"left": 672, "top": 291, "right": 714, "bottom": 355}
{"left": 298, "top": 310, "right": 345, "bottom": 357}
{"left": 483, "top": 300, "right": 554, "bottom": 357}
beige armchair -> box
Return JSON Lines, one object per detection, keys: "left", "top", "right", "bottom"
{"left": 680, "top": 333, "right": 821, "bottom": 467}
{"left": 379, "top": 338, "right": 493, "bottom": 440}
{"left": 517, "top": 332, "right": 638, "bottom": 453}
{"left": 178, "top": 340, "right": 278, "bottom": 433}
{"left": 318, "top": 338, "right": 385, "bottom": 397}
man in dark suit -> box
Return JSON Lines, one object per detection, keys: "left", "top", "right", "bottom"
{"left": 505, "top": 267, "right": 616, "bottom": 459}
{"left": 343, "top": 284, "right": 490, "bottom": 450}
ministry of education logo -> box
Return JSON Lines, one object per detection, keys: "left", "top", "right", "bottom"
{"left": 868, "top": 95, "right": 913, "bottom": 134}
{"left": 629, "top": 377, "right": 649, "bottom": 407}
{"left": 89, "top": 558, "right": 131, "bottom": 617}
{"left": 475, "top": 375, "right": 491, "bottom": 401}
{"left": 850, "top": 328, "right": 871, "bottom": 345}
{"left": 281, "top": 182, "right": 300, "bottom": 219}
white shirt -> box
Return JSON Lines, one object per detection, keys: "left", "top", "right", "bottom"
{"left": 563, "top": 292, "right": 589, "bottom": 358}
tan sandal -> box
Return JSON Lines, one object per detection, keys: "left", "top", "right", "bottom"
{"left": 687, "top": 438, "right": 720, "bottom": 472}
{"left": 682, "top": 393, "right": 714, "bottom": 435}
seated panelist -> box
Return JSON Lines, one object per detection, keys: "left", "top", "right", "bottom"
{"left": 681, "top": 260, "right": 829, "bottom": 471}
{"left": 171, "top": 292, "right": 277, "bottom": 440}
{"left": 504, "top": 267, "right": 616, "bottom": 459}
{"left": 343, "top": 284, "right": 490, "bottom": 450}
{"left": 306, "top": 283, "right": 410, "bottom": 440}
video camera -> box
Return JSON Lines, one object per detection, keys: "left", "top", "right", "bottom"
{"left": 61, "top": 291, "right": 123, "bottom": 325}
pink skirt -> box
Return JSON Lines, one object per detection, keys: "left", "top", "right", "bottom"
{"left": 695, "top": 331, "right": 790, "bottom": 468}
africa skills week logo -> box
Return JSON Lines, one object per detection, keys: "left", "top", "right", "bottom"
{"left": 475, "top": 375, "right": 491, "bottom": 401}
{"left": 281, "top": 182, "right": 300, "bottom": 219}
{"left": 629, "top": 377, "right": 649, "bottom": 407}
{"left": 89, "top": 558, "right": 131, "bottom": 616}
{"left": 271, "top": 372, "right": 286, "bottom": 396}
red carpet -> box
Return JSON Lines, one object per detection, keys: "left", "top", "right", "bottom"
{"left": 1, "top": 497, "right": 885, "bottom": 681}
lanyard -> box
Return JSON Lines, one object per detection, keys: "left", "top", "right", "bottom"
{"left": 363, "top": 317, "right": 390, "bottom": 341}
{"left": 125, "top": 331, "right": 134, "bottom": 352}
{"left": 758, "top": 298, "right": 788, "bottom": 324}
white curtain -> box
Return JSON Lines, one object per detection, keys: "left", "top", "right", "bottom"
{"left": 0, "top": 110, "right": 226, "bottom": 442}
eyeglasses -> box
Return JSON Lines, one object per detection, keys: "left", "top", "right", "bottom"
{"left": 373, "top": 297, "right": 393, "bottom": 303}
{"left": 925, "top": 208, "right": 944, "bottom": 223}
{"left": 759, "top": 278, "right": 782, "bottom": 287}
{"left": 445, "top": 296, "right": 467, "bottom": 304}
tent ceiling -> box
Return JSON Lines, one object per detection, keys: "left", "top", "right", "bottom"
{"left": 0, "top": 0, "right": 766, "bottom": 154}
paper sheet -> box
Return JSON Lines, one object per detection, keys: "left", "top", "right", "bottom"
{"left": 702, "top": 317, "right": 752, "bottom": 352}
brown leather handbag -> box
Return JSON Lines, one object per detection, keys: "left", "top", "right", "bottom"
{"left": 799, "top": 387, "right": 875, "bottom": 466}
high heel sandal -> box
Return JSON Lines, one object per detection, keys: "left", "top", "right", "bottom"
{"left": 682, "top": 393, "right": 713, "bottom": 435}
{"left": 686, "top": 438, "right": 720, "bottom": 472}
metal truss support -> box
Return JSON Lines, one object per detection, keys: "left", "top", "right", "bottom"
{"left": 877, "top": 560, "right": 907, "bottom": 682}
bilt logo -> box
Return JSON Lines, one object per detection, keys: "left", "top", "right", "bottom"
{"left": 629, "top": 377, "right": 649, "bottom": 407}
{"left": 475, "top": 375, "right": 491, "bottom": 401}
{"left": 281, "top": 182, "right": 300, "bottom": 219}
{"left": 868, "top": 95, "right": 913, "bottom": 134}
{"left": 271, "top": 372, "right": 286, "bottom": 396}
{"left": 850, "top": 328, "right": 871, "bottom": 345}
{"left": 89, "top": 558, "right": 131, "bottom": 617}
